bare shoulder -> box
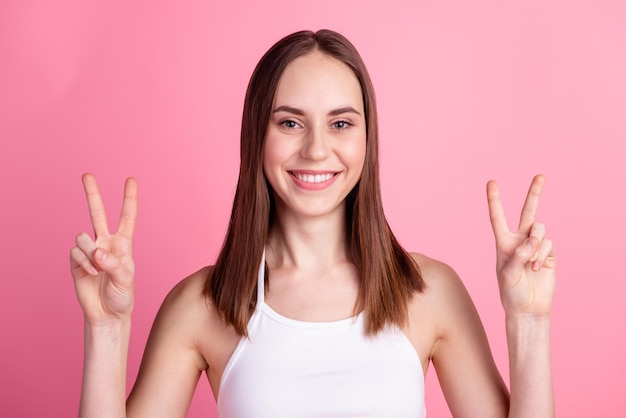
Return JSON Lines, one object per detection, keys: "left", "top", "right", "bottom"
{"left": 404, "top": 253, "right": 481, "bottom": 363}
{"left": 156, "top": 266, "right": 216, "bottom": 336}
{"left": 155, "top": 266, "right": 239, "bottom": 361}
{"left": 128, "top": 267, "right": 240, "bottom": 414}
{"left": 408, "top": 252, "right": 483, "bottom": 333}
{"left": 405, "top": 252, "right": 508, "bottom": 415}
{"left": 409, "top": 252, "right": 471, "bottom": 309}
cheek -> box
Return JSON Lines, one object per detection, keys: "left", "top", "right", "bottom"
{"left": 262, "top": 137, "right": 278, "bottom": 172}
{"left": 346, "top": 137, "right": 367, "bottom": 175}
{"left": 262, "top": 136, "right": 288, "bottom": 189}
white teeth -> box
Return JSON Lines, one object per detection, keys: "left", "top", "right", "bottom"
{"left": 295, "top": 172, "right": 334, "bottom": 183}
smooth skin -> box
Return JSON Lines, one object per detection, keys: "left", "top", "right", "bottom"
{"left": 260, "top": 52, "right": 367, "bottom": 322}
{"left": 71, "top": 51, "right": 555, "bottom": 417}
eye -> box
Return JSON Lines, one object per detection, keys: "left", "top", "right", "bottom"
{"left": 279, "top": 119, "right": 301, "bottom": 130}
{"left": 332, "top": 120, "right": 352, "bottom": 130}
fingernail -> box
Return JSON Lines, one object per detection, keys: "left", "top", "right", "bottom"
{"left": 525, "top": 238, "right": 536, "bottom": 250}
{"left": 95, "top": 249, "right": 107, "bottom": 262}
{"left": 89, "top": 266, "right": 99, "bottom": 275}
{"left": 532, "top": 261, "right": 540, "bottom": 271}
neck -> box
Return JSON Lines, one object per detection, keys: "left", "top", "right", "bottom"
{"left": 267, "top": 204, "right": 351, "bottom": 272}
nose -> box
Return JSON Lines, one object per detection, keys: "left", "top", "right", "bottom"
{"left": 300, "top": 126, "right": 330, "bottom": 161}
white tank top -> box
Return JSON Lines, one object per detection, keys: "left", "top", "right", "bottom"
{"left": 217, "top": 252, "right": 426, "bottom": 417}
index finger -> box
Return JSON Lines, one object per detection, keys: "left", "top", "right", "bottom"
{"left": 82, "top": 173, "right": 109, "bottom": 237}
{"left": 116, "top": 177, "right": 138, "bottom": 239}
{"left": 517, "top": 174, "right": 545, "bottom": 233}
{"left": 487, "top": 179, "right": 510, "bottom": 238}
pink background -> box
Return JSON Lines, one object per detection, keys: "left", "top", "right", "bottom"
{"left": 1, "top": 1, "right": 624, "bottom": 416}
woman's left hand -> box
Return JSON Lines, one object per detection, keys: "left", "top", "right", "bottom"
{"left": 487, "top": 175, "right": 556, "bottom": 317}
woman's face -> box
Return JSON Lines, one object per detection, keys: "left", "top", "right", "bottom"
{"left": 263, "top": 50, "right": 366, "bottom": 220}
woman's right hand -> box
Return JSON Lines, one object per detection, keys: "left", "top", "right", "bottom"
{"left": 70, "top": 173, "right": 138, "bottom": 325}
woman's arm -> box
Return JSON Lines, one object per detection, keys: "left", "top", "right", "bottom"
{"left": 80, "top": 319, "right": 132, "bottom": 417}
{"left": 415, "top": 259, "right": 509, "bottom": 417}
{"left": 71, "top": 175, "right": 211, "bottom": 418}
{"left": 506, "top": 314, "right": 553, "bottom": 416}
{"left": 125, "top": 271, "right": 217, "bottom": 417}
{"left": 418, "top": 175, "right": 555, "bottom": 417}
{"left": 487, "top": 175, "right": 556, "bottom": 417}
{"left": 70, "top": 174, "right": 138, "bottom": 417}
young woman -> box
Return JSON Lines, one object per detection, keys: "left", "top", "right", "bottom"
{"left": 71, "top": 30, "right": 555, "bottom": 417}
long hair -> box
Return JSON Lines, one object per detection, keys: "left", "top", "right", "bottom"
{"left": 206, "top": 29, "right": 424, "bottom": 336}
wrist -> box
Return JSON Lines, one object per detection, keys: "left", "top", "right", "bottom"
{"left": 505, "top": 311, "right": 554, "bottom": 417}
{"left": 84, "top": 316, "right": 131, "bottom": 339}
{"left": 81, "top": 316, "right": 130, "bottom": 418}
{"left": 505, "top": 312, "right": 551, "bottom": 328}
{"left": 506, "top": 314, "right": 551, "bottom": 362}
{"left": 83, "top": 305, "right": 133, "bottom": 328}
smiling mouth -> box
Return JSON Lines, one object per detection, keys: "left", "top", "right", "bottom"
{"left": 289, "top": 171, "right": 338, "bottom": 184}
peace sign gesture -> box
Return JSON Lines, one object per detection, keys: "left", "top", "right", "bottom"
{"left": 70, "top": 174, "right": 138, "bottom": 325}
{"left": 487, "top": 175, "right": 556, "bottom": 317}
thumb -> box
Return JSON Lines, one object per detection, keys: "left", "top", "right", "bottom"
{"left": 93, "top": 248, "right": 130, "bottom": 285}
{"left": 501, "top": 237, "right": 538, "bottom": 278}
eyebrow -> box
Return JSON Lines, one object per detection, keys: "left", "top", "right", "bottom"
{"left": 272, "top": 105, "right": 362, "bottom": 117}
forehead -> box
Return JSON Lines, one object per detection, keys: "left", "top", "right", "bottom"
{"left": 274, "top": 51, "right": 364, "bottom": 112}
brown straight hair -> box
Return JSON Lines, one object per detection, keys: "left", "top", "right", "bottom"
{"left": 206, "top": 29, "right": 425, "bottom": 336}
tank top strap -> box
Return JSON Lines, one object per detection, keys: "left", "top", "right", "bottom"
{"left": 256, "top": 249, "right": 266, "bottom": 307}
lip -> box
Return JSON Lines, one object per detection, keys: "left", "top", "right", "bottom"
{"left": 288, "top": 170, "right": 341, "bottom": 190}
